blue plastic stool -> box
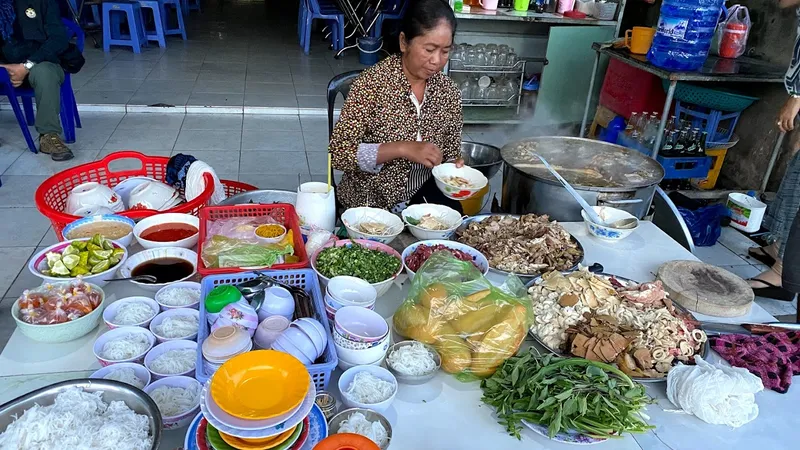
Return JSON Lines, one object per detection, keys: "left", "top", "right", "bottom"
{"left": 138, "top": 0, "right": 167, "bottom": 48}
{"left": 102, "top": 1, "right": 148, "bottom": 53}
{"left": 161, "top": 0, "right": 187, "bottom": 41}
{"left": 369, "top": 0, "right": 407, "bottom": 38}
{"left": 181, "top": 0, "right": 200, "bottom": 15}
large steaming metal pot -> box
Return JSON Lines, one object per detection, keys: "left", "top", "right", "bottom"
{"left": 500, "top": 137, "right": 664, "bottom": 221}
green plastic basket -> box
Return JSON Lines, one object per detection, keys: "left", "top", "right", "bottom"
{"left": 662, "top": 80, "right": 758, "bottom": 112}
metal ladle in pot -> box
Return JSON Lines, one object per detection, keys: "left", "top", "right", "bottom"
{"left": 531, "top": 154, "right": 638, "bottom": 229}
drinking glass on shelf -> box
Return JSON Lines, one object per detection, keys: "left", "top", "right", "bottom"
{"left": 475, "top": 43, "right": 487, "bottom": 52}
{"left": 486, "top": 51, "right": 497, "bottom": 67}
{"left": 495, "top": 52, "right": 507, "bottom": 67}
{"left": 498, "top": 84, "right": 513, "bottom": 103}
{"left": 486, "top": 43, "right": 498, "bottom": 53}
{"left": 465, "top": 48, "right": 477, "bottom": 66}
{"left": 450, "top": 47, "right": 463, "bottom": 68}
{"left": 475, "top": 50, "right": 487, "bottom": 67}
{"left": 498, "top": 44, "right": 510, "bottom": 54}
{"left": 486, "top": 85, "right": 500, "bottom": 101}
{"left": 506, "top": 52, "right": 518, "bottom": 67}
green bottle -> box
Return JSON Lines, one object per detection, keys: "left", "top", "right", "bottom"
{"left": 454, "top": 0, "right": 463, "bottom": 12}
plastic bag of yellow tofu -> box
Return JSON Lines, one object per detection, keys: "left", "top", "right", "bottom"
{"left": 393, "top": 252, "right": 533, "bottom": 380}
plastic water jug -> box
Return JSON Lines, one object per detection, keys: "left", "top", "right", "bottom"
{"left": 647, "top": 0, "right": 724, "bottom": 71}
{"left": 295, "top": 182, "right": 336, "bottom": 232}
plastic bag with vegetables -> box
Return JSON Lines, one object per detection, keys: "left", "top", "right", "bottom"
{"left": 201, "top": 235, "right": 294, "bottom": 269}
{"left": 393, "top": 252, "right": 534, "bottom": 380}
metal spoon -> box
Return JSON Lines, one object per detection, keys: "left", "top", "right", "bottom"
{"left": 108, "top": 274, "right": 158, "bottom": 284}
{"left": 608, "top": 217, "right": 639, "bottom": 229}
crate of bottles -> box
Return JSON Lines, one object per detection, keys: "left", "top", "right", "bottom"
{"left": 674, "top": 101, "right": 741, "bottom": 147}
{"left": 616, "top": 133, "right": 712, "bottom": 180}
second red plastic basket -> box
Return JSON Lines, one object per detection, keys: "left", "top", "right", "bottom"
{"left": 197, "top": 204, "right": 309, "bottom": 276}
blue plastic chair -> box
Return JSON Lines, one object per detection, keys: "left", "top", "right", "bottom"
{"left": 102, "top": 1, "right": 148, "bottom": 53}
{"left": 299, "top": 0, "right": 345, "bottom": 54}
{"left": 0, "top": 19, "right": 83, "bottom": 152}
{"left": 180, "top": 0, "right": 200, "bottom": 15}
{"left": 162, "top": 0, "right": 188, "bottom": 41}
{"left": 369, "top": 0, "right": 407, "bottom": 38}
{"left": 138, "top": 0, "right": 167, "bottom": 48}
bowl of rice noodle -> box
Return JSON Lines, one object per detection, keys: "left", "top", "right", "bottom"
{"left": 143, "top": 375, "right": 201, "bottom": 429}
{"left": 93, "top": 326, "right": 157, "bottom": 367}
{"left": 103, "top": 296, "right": 160, "bottom": 329}
{"left": 341, "top": 207, "right": 404, "bottom": 245}
{"left": 91, "top": 362, "right": 152, "bottom": 390}
{"left": 144, "top": 340, "right": 198, "bottom": 379}
{"left": 148, "top": 308, "right": 200, "bottom": 343}
{"left": 400, "top": 203, "right": 463, "bottom": 241}
{"left": 328, "top": 407, "right": 393, "bottom": 450}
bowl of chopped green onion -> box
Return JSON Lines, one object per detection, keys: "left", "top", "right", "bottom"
{"left": 311, "top": 239, "right": 403, "bottom": 296}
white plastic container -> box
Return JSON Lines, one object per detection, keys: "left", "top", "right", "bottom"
{"left": 296, "top": 182, "right": 336, "bottom": 232}
{"left": 727, "top": 193, "right": 766, "bottom": 233}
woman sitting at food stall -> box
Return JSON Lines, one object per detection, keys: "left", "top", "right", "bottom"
{"left": 329, "top": 0, "right": 463, "bottom": 213}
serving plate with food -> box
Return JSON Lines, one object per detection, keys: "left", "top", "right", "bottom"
{"left": 454, "top": 214, "right": 584, "bottom": 280}
{"left": 526, "top": 268, "right": 708, "bottom": 381}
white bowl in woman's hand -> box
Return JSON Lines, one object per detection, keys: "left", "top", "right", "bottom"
{"left": 432, "top": 163, "right": 488, "bottom": 200}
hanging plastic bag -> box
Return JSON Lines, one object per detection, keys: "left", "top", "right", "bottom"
{"left": 709, "top": 6, "right": 729, "bottom": 56}
{"left": 719, "top": 5, "right": 751, "bottom": 59}
{"left": 392, "top": 252, "right": 533, "bottom": 380}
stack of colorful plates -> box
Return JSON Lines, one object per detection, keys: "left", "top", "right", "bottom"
{"left": 186, "top": 350, "right": 328, "bottom": 450}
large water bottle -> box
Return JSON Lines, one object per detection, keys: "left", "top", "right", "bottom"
{"left": 647, "top": 0, "right": 724, "bottom": 71}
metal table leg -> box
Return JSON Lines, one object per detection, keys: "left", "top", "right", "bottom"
{"left": 651, "top": 80, "right": 677, "bottom": 159}
{"left": 761, "top": 131, "right": 787, "bottom": 192}
{"left": 579, "top": 51, "right": 601, "bottom": 139}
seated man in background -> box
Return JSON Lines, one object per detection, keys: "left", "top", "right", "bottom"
{"left": 0, "top": 0, "right": 77, "bottom": 161}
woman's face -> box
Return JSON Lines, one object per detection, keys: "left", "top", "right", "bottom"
{"left": 400, "top": 20, "right": 453, "bottom": 80}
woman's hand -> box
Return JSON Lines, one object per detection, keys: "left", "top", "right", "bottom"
{"left": 401, "top": 142, "right": 443, "bottom": 168}
{"left": 778, "top": 97, "right": 800, "bottom": 132}
{"left": 454, "top": 158, "right": 465, "bottom": 168}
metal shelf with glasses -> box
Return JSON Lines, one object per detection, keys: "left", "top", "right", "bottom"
{"left": 448, "top": 59, "right": 527, "bottom": 114}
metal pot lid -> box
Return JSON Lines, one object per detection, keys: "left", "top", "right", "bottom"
{"left": 500, "top": 137, "right": 664, "bottom": 189}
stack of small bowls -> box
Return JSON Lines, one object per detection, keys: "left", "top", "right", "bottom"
{"left": 201, "top": 325, "right": 253, "bottom": 376}
{"left": 333, "top": 306, "right": 391, "bottom": 371}
{"left": 271, "top": 318, "right": 328, "bottom": 365}
{"left": 324, "top": 276, "right": 377, "bottom": 326}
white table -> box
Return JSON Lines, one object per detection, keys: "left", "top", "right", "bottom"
{"left": 0, "top": 222, "right": 794, "bottom": 450}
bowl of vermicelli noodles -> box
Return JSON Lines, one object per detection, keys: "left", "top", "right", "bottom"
{"left": 342, "top": 207, "right": 404, "bottom": 245}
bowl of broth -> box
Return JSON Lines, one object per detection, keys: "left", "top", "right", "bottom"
{"left": 63, "top": 215, "right": 135, "bottom": 248}
{"left": 133, "top": 213, "right": 200, "bottom": 250}
{"left": 117, "top": 247, "right": 198, "bottom": 292}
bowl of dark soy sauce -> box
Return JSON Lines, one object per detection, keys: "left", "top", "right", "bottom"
{"left": 118, "top": 247, "right": 198, "bottom": 292}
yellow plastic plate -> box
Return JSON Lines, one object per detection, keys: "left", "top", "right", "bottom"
{"left": 219, "top": 423, "right": 298, "bottom": 450}
{"left": 210, "top": 350, "right": 310, "bottom": 420}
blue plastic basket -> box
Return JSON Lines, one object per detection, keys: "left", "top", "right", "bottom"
{"left": 196, "top": 269, "right": 338, "bottom": 391}
{"left": 616, "top": 133, "right": 712, "bottom": 180}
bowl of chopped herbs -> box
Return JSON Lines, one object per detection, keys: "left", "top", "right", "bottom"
{"left": 311, "top": 239, "right": 403, "bottom": 296}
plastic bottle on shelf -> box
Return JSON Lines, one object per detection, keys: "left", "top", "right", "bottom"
{"left": 647, "top": 0, "right": 724, "bottom": 71}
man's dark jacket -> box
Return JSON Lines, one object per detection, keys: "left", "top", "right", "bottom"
{"left": 0, "top": 0, "right": 68, "bottom": 64}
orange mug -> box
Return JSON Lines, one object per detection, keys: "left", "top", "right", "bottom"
{"left": 624, "top": 27, "right": 656, "bottom": 55}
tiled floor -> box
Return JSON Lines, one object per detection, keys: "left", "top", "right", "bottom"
{"left": 61, "top": 0, "right": 368, "bottom": 112}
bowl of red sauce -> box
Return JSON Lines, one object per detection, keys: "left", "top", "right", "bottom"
{"left": 133, "top": 213, "right": 200, "bottom": 250}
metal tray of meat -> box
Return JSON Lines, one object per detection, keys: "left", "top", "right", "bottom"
{"left": 525, "top": 271, "right": 709, "bottom": 383}
{"left": 453, "top": 214, "right": 584, "bottom": 283}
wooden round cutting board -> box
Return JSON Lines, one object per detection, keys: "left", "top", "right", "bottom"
{"left": 657, "top": 260, "right": 754, "bottom": 317}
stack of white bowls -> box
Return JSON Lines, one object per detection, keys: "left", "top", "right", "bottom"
{"left": 271, "top": 318, "right": 328, "bottom": 365}
{"left": 65, "top": 182, "right": 125, "bottom": 216}
{"left": 201, "top": 325, "right": 253, "bottom": 376}
{"left": 333, "top": 306, "right": 391, "bottom": 371}
{"left": 128, "top": 180, "right": 181, "bottom": 211}
{"left": 324, "top": 276, "right": 377, "bottom": 326}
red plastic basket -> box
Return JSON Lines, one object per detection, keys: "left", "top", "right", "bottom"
{"left": 34, "top": 151, "right": 258, "bottom": 240}
{"left": 197, "top": 204, "right": 309, "bottom": 276}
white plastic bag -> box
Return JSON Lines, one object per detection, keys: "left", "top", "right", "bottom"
{"left": 666, "top": 356, "right": 762, "bottom": 428}
{"left": 719, "top": 5, "right": 751, "bottom": 59}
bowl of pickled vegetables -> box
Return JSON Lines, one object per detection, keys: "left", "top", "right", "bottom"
{"left": 13, "top": 280, "right": 106, "bottom": 343}
{"left": 27, "top": 234, "right": 128, "bottom": 287}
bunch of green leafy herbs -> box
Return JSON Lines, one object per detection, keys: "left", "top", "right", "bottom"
{"left": 315, "top": 242, "right": 401, "bottom": 283}
{"left": 480, "top": 350, "right": 655, "bottom": 440}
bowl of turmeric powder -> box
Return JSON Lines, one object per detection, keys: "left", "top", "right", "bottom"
{"left": 254, "top": 224, "right": 287, "bottom": 244}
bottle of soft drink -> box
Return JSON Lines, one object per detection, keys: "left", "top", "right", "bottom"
{"left": 698, "top": 131, "right": 708, "bottom": 155}
{"left": 625, "top": 112, "right": 640, "bottom": 136}
{"left": 661, "top": 131, "right": 676, "bottom": 157}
